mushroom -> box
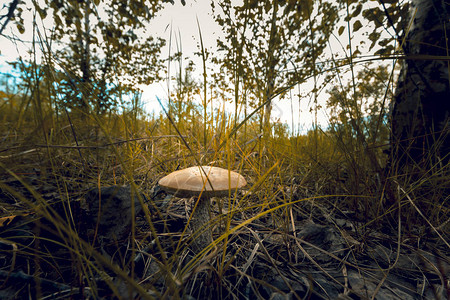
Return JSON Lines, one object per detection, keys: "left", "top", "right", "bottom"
{"left": 158, "top": 166, "right": 246, "bottom": 252}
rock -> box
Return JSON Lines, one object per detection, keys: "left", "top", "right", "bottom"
{"left": 297, "top": 222, "right": 347, "bottom": 263}
{"left": 85, "top": 185, "right": 144, "bottom": 243}
{"left": 347, "top": 269, "right": 416, "bottom": 300}
{"left": 269, "top": 291, "right": 295, "bottom": 300}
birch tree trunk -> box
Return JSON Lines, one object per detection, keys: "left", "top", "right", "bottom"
{"left": 391, "top": 0, "right": 450, "bottom": 170}
{"left": 262, "top": 0, "right": 278, "bottom": 139}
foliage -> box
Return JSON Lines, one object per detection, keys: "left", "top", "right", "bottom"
{"left": 3, "top": 0, "right": 166, "bottom": 112}
{"left": 326, "top": 64, "right": 391, "bottom": 147}
{"left": 361, "top": 0, "right": 410, "bottom": 56}
{"left": 211, "top": 0, "right": 341, "bottom": 136}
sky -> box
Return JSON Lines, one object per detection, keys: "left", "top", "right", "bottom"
{"left": 139, "top": 1, "right": 222, "bottom": 118}
{"left": 0, "top": 0, "right": 385, "bottom": 135}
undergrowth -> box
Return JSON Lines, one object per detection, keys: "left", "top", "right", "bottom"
{"left": 0, "top": 4, "right": 449, "bottom": 299}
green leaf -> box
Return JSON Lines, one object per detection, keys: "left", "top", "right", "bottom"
{"left": 368, "top": 31, "right": 381, "bottom": 51}
{"left": 353, "top": 20, "right": 362, "bottom": 32}
{"left": 338, "top": 26, "right": 345, "bottom": 36}
{"left": 352, "top": 4, "right": 362, "bottom": 17}
{"left": 37, "top": 7, "right": 47, "bottom": 19}
{"left": 54, "top": 14, "right": 62, "bottom": 27}
{"left": 375, "top": 45, "right": 394, "bottom": 56}
{"left": 363, "top": 7, "right": 383, "bottom": 29}
{"left": 17, "top": 23, "right": 25, "bottom": 34}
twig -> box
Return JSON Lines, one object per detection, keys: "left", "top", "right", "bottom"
{"left": 34, "top": 135, "right": 186, "bottom": 149}
{"left": 0, "top": 149, "right": 38, "bottom": 159}
{"left": 0, "top": 269, "right": 71, "bottom": 292}
{"left": 0, "top": 0, "right": 19, "bottom": 36}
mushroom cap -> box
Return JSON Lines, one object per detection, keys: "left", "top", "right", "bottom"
{"left": 158, "top": 166, "right": 247, "bottom": 198}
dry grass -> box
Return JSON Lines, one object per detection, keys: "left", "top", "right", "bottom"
{"left": 0, "top": 13, "right": 449, "bottom": 300}
{"left": 1, "top": 76, "right": 448, "bottom": 298}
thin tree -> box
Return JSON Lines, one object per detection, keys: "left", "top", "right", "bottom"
{"left": 212, "top": 0, "right": 341, "bottom": 138}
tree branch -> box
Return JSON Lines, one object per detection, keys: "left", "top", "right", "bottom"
{"left": 0, "top": 0, "right": 19, "bottom": 36}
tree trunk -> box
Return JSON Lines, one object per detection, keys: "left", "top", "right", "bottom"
{"left": 391, "top": 0, "right": 450, "bottom": 170}
{"left": 74, "top": 0, "right": 91, "bottom": 112}
{"left": 82, "top": 0, "right": 91, "bottom": 112}
{"left": 263, "top": 0, "right": 279, "bottom": 139}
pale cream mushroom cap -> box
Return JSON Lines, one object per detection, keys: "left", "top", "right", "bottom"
{"left": 158, "top": 166, "right": 247, "bottom": 198}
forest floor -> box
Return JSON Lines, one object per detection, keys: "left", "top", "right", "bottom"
{"left": 0, "top": 148, "right": 448, "bottom": 300}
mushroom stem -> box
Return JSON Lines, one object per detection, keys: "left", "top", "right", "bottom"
{"left": 190, "top": 196, "right": 213, "bottom": 252}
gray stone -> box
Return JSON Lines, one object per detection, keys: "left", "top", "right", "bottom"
{"left": 85, "top": 185, "right": 144, "bottom": 243}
